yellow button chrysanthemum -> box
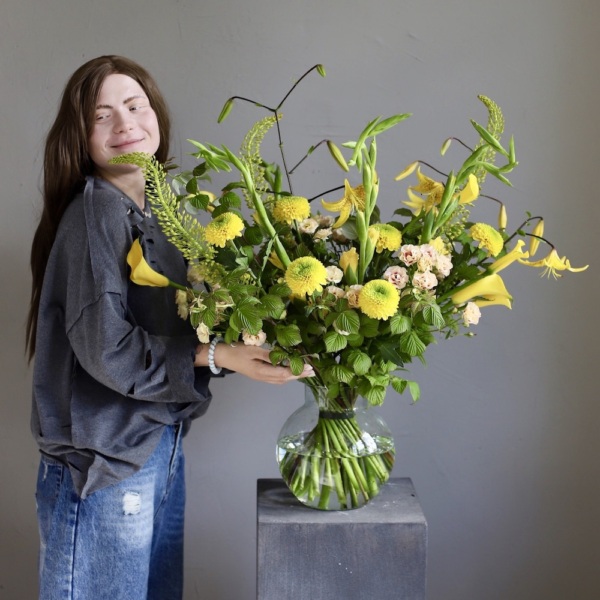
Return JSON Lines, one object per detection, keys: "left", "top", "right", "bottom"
{"left": 469, "top": 223, "right": 504, "bottom": 257}
{"left": 284, "top": 257, "right": 328, "bottom": 296}
{"left": 358, "top": 279, "right": 400, "bottom": 320}
{"left": 205, "top": 213, "right": 245, "bottom": 247}
{"left": 272, "top": 196, "right": 311, "bottom": 224}
{"left": 369, "top": 223, "right": 402, "bottom": 253}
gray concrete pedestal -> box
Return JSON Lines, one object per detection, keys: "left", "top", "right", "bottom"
{"left": 257, "top": 477, "right": 427, "bottom": 600}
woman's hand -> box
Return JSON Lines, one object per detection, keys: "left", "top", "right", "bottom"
{"left": 194, "top": 342, "right": 314, "bottom": 385}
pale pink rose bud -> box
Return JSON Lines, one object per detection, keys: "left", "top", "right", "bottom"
{"left": 242, "top": 330, "right": 267, "bottom": 346}
{"left": 196, "top": 323, "right": 211, "bottom": 344}
{"left": 313, "top": 227, "right": 332, "bottom": 241}
{"left": 325, "top": 265, "right": 344, "bottom": 283}
{"left": 412, "top": 270, "right": 438, "bottom": 290}
{"left": 298, "top": 218, "right": 319, "bottom": 234}
{"left": 462, "top": 302, "right": 481, "bottom": 326}
{"left": 397, "top": 244, "right": 421, "bottom": 266}
{"left": 383, "top": 266, "right": 409, "bottom": 290}
{"left": 435, "top": 254, "right": 453, "bottom": 278}
{"left": 326, "top": 285, "right": 346, "bottom": 299}
{"left": 345, "top": 284, "right": 363, "bottom": 308}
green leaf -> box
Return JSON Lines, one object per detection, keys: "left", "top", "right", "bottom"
{"left": 377, "top": 340, "right": 405, "bottom": 366}
{"left": 347, "top": 350, "right": 372, "bottom": 375}
{"left": 399, "top": 331, "right": 427, "bottom": 357}
{"left": 276, "top": 325, "right": 303, "bottom": 347}
{"left": 422, "top": 303, "right": 445, "bottom": 329}
{"left": 364, "top": 386, "right": 386, "bottom": 406}
{"left": 269, "top": 348, "right": 289, "bottom": 365}
{"left": 335, "top": 310, "right": 361, "bottom": 335}
{"left": 369, "top": 113, "right": 411, "bottom": 137}
{"left": 288, "top": 355, "right": 305, "bottom": 376}
{"left": 470, "top": 119, "right": 508, "bottom": 157}
{"left": 391, "top": 376, "right": 407, "bottom": 395}
{"left": 407, "top": 380, "right": 421, "bottom": 403}
{"left": 390, "top": 314, "right": 411, "bottom": 335}
{"left": 346, "top": 333, "right": 365, "bottom": 347}
{"left": 243, "top": 225, "right": 264, "bottom": 245}
{"left": 359, "top": 316, "right": 380, "bottom": 338}
{"left": 327, "top": 364, "right": 355, "bottom": 384}
{"left": 260, "top": 294, "right": 286, "bottom": 318}
{"left": 323, "top": 331, "right": 348, "bottom": 353}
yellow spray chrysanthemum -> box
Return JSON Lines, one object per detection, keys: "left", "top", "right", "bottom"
{"left": 205, "top": 213, "right": 244, "bottom": 247}
{"left": 470, "top": 223, "right": 504, "bottom": 257}
{"left": 285, "top": 257, "right": 329, "bottom": 296}
{"left": 358, "top": 279, "right": 400, "bottom": 320}
{"left": 272, "top": 196, "right": 311, "bottom": 224}
{"left": 369, "top": 223, "right": 402, "bottom": 253}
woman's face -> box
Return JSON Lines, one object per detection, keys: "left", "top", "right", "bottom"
{"left": 88, "top": 73, "right": 160, "bottom": 177}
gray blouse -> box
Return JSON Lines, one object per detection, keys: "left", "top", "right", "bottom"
{"left": 32, "top": 176, "right": 213, "bottom": 498}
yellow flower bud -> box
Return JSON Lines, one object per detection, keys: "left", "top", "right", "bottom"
{"left": 498, "top": 204, "right": 508, "bottom": 230}
{"left": 529, "top": 219, "right": 544, "bottom": 256}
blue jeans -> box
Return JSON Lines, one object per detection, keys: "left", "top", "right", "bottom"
{"left": 36, "top": 425, "right": 186, "bottom": 600}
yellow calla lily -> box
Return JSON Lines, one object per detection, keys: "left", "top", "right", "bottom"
{"left": 489, "top": 239, "right": 529, "bottom": 273}
{"left": 518, "top": 248, "right": 589, "bottom": 279}
{"left": 456, "top": 174, "right": 479, "bottom": 205}
{"left": 127, "top": 239, "right": 170, "bottom": 287}
{"left": 321, "top": 179, "right": 366, "bottom": 228}
{"left": 451, "top": 273, "right": 512, "bottom": 308}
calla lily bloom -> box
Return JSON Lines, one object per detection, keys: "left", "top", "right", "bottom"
{"left": 321, "top": 179, "right": 366, "bottom": 228}
{"left": 451, "top": 273, "right": 512, "bottom": 309}
{"left": 127, "top": 239, "right": 170, "bottom": 287}
{"left": 518, "top": 249, "right": 588, "bottom": 279}
{"left": 489, "top": 239, "right": 529, "bottom": 273}
{"left": 456, "top": 174, "right": 479, "bottom": 205}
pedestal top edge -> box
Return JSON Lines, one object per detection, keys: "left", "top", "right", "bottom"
{"left": 257, "top": 478, "right": 427, "bottom": 525}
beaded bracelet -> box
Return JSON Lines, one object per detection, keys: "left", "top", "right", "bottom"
{"left": 207, "top": 337, "right": 223, "bottom": 374}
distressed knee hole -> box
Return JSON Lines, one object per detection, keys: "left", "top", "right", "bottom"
{"left": 123, "top": 491, "right": 142, "bottom": 515}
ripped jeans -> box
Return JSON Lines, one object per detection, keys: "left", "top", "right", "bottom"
{"left": 35, "top": 425, "right": 185, "bottom": 600}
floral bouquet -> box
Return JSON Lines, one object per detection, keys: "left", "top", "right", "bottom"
{"left": 114, "top": 65, "right": 587, "bottom": 509}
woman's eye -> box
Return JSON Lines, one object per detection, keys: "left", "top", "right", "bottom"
{"left": 95, "top": 113, "right": 110, "bottom": 121}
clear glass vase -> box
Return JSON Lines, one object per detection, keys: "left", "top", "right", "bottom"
{"left": 276, "top": 385, "right": 395, "bottom": 510}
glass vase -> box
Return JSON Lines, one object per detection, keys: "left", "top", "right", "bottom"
{"left": 276, "top": 385, "right": 395, "bottom": 510}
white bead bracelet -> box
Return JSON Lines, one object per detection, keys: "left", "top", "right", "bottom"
{"left": 208, "top": 337, "right": 223, "bottom": 374}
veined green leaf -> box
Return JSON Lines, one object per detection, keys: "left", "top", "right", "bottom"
{"left": 399, "top": 331, "right": 427, "bottom": 356}
{"left": 288, "top": 355, "right": 305, "bottom": 376}
{"left": 390, "top": 314, "right": 411, "bottom": 335}
{"left": 323, "top": 331, "right": 348, "bottom": 353}
{"left": 422, "top": 303, "right": 445, "bottom": 329}
{"left": 364, "top": 386, "right": 386, "bottom": 406}
{"left": 335, "top": 310, "right": 360, "bottom": 335}
{"left": 260, "top": 294, "right": 286, "bottom": 318}
{"left": 327, "top": 364, "right": 355, "bottom": 384}
{"left": 347, "top": 350, "right": 372, "bottom": 376}
{"left": 276, "top": 325, "right": 303, "bottom": 347}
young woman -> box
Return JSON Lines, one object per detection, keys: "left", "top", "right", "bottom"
{"left": 26, "top": 55, "right": 313, "bottom": 600}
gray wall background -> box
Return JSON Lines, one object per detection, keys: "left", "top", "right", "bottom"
{"left": 1, "top": 0, "right": 598, "bottom": 598}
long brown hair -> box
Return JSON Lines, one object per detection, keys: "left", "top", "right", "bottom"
{"left": 26, "top": 55, "right": 172, "bottom": 361}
